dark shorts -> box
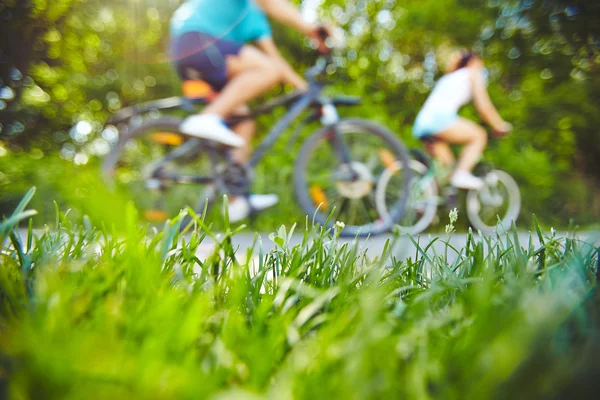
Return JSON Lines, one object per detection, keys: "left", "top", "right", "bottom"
{"left": 170, "top": 32, "right": 243, "bottom": 91}
{"left": 419, "top": 135, "right": 442, "bottom": 144}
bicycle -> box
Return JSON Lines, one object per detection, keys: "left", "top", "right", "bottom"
{"left": 374, "top": 143, "right": 521, "bottom": 235}
{"left": 101, "top": 44, "right": 412, "bottom": 237}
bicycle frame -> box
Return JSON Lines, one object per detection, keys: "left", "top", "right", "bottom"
{"left": 149, "top": 74, "right": 358, "bottom": 187}
{"left": 248, "top": 83, "right": 324, "bottom": 168}
{"left": 411, "top": 156, "right": 506, "bottom": 210}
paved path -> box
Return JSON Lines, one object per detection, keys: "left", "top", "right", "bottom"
{"left": 195, "top": 230, "right": 600, "bottom": 260}
{"left": 16, "top": 229, "right": 599, "bottom": 262}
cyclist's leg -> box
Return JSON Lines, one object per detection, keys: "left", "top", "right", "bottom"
{"left": 172, "top": 35, "right": 279, "bottom": 218}
{"left": 211, "top": 47, "right": 283, "bottom": 217}
{"left": 230, "top": 104, "right": 255, "bottom": 164}
{"left": 211, "top": 46, "right": 279, "bottom": 162}
{"left": 174, "top": 37, "right": 283, "bottom": 147}
{"left": 434, "top": 117, "right": 487, "bottom": 173}
{"left": 255, "top": 37, "right": 307, "bottom": 90}
{"left": 424, "top": 139, "right": 454, "bottom": 167}
{"left": 202, "top": 45, "right": 283, "bottom": 117}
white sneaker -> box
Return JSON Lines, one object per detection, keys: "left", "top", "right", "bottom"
{"left": 451, "top": 170, "right": 484, "bottom": 190}
{"left": 227, "top": 194, "right": 279, "bottom": 223}
{"left": 227, "top": 197, "right": 250, "bottom": 223}
{"left": 179, "top": 113, "right": 245, "bottom": 148}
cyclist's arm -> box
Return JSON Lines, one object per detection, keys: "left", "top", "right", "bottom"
{"left": 255, "top": 0, "right": 316, "bottom": 36}
{"left": 469, "top": 61, "right": 509, "bottom": 132}
{"left": 256, "top": 38, "right": 308, "bottom": 90}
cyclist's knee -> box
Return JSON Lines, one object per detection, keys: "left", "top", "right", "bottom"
{"left": 477, "top": 128, "right": 488, "bottom": 147}
{"left": 262, "top": 59, "right": 284, "bottom": 83}
{"left": 234, "top": 104, "right": 250, "bottom": 114}
{"left": 469, "top": 125, "right": 487, "bottom": 147}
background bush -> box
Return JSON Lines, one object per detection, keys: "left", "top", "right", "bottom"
{"left": 1, "top": 0, "right": 599, "bottom": 229}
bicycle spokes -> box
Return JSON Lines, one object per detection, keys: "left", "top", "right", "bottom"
{"left": 107, "top": 123, "right": 218, "bottom": 223}
{"left": 375, "top": 160, "right": 439, "bottom": 235}
{"left": 302, "top": 128, "right": 409, "bottom": 229}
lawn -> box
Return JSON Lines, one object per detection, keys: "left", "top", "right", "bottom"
{"left": 1, "top": 189, "right": 599, "bottom": 399}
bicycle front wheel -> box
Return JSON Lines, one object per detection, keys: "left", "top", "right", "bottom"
{"left": 375, "top": 159, "right": 439, "bottom": 235}
{"left": 294, "top": 119, "right": 411, "bottom": 237}
{"left": 466, "top": 169, "right": 521, "bottom": 234}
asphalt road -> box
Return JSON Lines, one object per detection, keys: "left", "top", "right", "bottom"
{"left": 194, "top": 230, "right": 600, "bottom": 261}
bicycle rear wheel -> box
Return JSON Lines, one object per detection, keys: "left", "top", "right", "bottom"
{"left": 294, "top": 119, "right": 411, "bottom": 237}
{"left": 101, "top": 116, "right": 221, "bottom": 226}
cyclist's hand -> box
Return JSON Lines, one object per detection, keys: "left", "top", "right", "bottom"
{"left": 308, "top": 24, "right": 334, "bottom": 53}
{"left": 492, "top": 121, "right": 513, "bottom": 138}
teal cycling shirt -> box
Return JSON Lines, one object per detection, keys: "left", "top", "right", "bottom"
{"left": 170, "top": 0, "right": 272, "bottom": 44}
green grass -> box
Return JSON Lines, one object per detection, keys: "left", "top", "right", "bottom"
{"left": 0, "top": 189, "right": 599, "bottom": 399}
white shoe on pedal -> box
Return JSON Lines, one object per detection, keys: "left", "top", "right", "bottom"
{"left": 179, "top": 113, "right": 245, "bottom": 148}
{"left": 227, "top": 194, "right": 279, "bottom": 223}
{"left": 228, "top": 197, "right": 251, "bottom": 223}
{"left": 451, "top": 170, "right": 484, "bottom": 190}
{"left": 248, "top": 194, "right": 279, "bottom": 211}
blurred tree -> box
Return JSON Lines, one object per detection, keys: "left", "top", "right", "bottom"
{"left": 0, "top": 0, "right": 81, "bottom": 144}
{"left": 0, "top": 0, "right": 598, "bottom": 225}
{"left": 0, "top": 0, "right": 179, "bottom": 158}
{"left": 519, "top": 0, "right": 600, "bottom": 65}
{"left": 514, "top": 0, "right": 600, "bottom": 178}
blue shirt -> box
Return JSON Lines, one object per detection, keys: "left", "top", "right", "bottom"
{"left": 170, "top": 0, "right": 272, "bottom": 44}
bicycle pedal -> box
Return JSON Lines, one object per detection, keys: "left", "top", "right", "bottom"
{"left": 443, "top": 186, "right": 459, "bottom": 197}
{"left": 446, "top": 192, "right": 458, "bottom": 211}
{"left": 485, "top": 172, "right": 499, "bottom": 186}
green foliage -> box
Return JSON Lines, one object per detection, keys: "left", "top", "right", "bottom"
{"left": 0, "top": 193, "right": 599, "bottom": 398}
{"left": 519, "top": 0, "right": 600, "bottom": 64}
{"left": 1, "top": 0, "right": 599, "bottom": 228}
{"left": 316, "top": 0, "right": 600, "bottom": 226}
{"left": 1, "top": 0, "right": 177, "bottom": 149}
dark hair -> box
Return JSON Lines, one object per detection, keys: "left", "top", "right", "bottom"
{"left": 456, "top": 51, "right": 480, "bottom": 70}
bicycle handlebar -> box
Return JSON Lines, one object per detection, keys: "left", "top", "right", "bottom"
{"left": 316, "top": 26, "right": 329, "bottom": 40}
{"left": 305, "top": 26, "right": 334, "bottom": 84}
{"left": 491, "top": 122, "right": 513, "bottom": 138}
{"left": 316, "top": 26, "right": 334, "bottom": 64}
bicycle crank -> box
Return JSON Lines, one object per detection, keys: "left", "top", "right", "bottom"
{"left": 218, "top": 162, "right": 251, "bottom": 196}
{"left": 478, "top": 189, "right": 504, "bottom": 207}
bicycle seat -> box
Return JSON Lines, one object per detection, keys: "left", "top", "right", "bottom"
{"left": 182, "top": 80, "right": 217, "bottom": 103}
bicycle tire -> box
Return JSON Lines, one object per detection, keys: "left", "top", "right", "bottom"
{"left": 294, "top": 118, "right": 411, "bottom": 237}
{"left": 101, "top": 116, "right": 187, "bottom": 178}
{"left": 101, "top": 116, "right": 220, "bottom": 228}
{"left": 466, "top": 169, "right": 521, "bottom": 234}
{"left": 375, "top": 159, "right": 439, "bottom": 235}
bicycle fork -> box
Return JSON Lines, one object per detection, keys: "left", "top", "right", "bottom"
{"left": 321, "top": 103, "right": 358, "bottom": 181}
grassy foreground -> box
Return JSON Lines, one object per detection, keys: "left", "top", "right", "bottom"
{"left": 1, "top": 189, "right": 599, "bottom": 399}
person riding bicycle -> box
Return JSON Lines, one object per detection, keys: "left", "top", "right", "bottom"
{"left": 413, "top": 50, "right": 512, "bottom": 190}
{"left": 169, "top": 0, "right": 329, "bottom": 221}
